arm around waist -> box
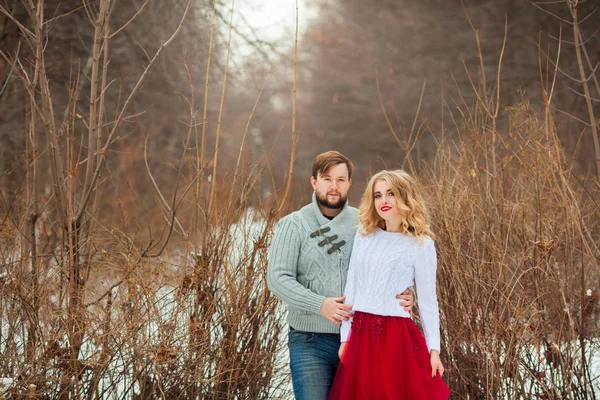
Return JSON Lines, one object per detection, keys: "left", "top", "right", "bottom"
{"left": 267, "top": 216, "right": 325, "bottom": 315}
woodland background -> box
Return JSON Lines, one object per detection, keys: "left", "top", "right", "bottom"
{"left": 0, "top": 0, "right": 599, "bottom": 398}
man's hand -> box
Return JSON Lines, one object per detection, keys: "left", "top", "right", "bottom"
{"left": 338, "top": 342, "right": 347, "bottom": 359}
{"left": 320, "top": 296, "right": 353, "bottom": 325}
{"left": 396, "top": 288, "right": 414, "bottom": 317}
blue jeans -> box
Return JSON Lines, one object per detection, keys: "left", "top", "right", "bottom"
{"left": 288, "top": 329, "right": 341, "bottom": 400}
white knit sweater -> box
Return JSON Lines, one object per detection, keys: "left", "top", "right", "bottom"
{"left": 340, "top": 228, "right": 441, "bottom": 353}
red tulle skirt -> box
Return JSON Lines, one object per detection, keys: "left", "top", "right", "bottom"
{"left": 329, "top": 312, "right": 450, "bottom": 400}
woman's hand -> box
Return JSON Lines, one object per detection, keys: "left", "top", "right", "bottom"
{"left": 338, "top": 342, "right": 346, "bottom": 359}
{"left": 430, "top": 350, "right": 444, "bottom": 378}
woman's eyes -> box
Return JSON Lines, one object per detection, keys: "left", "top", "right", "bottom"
{"left": 375, "top": 192, "right": 393, "bottom": 198}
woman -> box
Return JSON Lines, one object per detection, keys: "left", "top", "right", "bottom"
{"left": 329, "top": 170, "right": 450, "bottom": 399}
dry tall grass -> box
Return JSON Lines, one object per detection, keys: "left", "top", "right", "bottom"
{"left": 0, "top": 0, "right": 291, "bottom": 398}
{"left": 419, "top": 7, "right": 600, "bottom": 396}
{"left": 0, "top": 192, "right": 288, "bottom": 399}
{"left": 426, "top": 98, "right": 600, "bottom": 399}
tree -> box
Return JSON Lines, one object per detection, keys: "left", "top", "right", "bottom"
{"left": 294, "top": 0, "right": 599, "bottom": 184}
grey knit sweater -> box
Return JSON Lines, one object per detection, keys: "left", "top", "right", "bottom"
{"left": 267, "top": 193, "right": 358, "bottom": 334}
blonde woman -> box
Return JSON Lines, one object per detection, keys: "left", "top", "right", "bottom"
{"left": 329, "top": 170, "right": 450, "bottom": 399}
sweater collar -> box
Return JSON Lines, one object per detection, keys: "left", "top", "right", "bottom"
{"left": 306, "top": 192, "right": 356, "bottom": 254}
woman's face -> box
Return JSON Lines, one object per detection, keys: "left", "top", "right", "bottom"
{"left": 373, "top": 179, "right": 405, "bottom": 223}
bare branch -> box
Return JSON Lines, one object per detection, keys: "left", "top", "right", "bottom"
{"left": 375, "top": 64, "right": 404, "bottom": 150}
{"left": 550, "top": 105, "right": 592, "bottom": 125}
{"left": 568, "top": 86, "right": 600, "bottom": 102}
{"left": 578, "top": 6, "right": 598, "bottom": 24}
{"left": 76, "top": 0, "right": 193, "bottom": 223}
{"left": 227, "top": 69, "right": 270, "bottom": 209}
{"left": 82, "top": 0, "right": 110, "bottom": 218}
{"left": 107, "top": 0, "right": 150, "bottom": 39}
{"left": 276, "top": 0, "right": 299, "bottom": 215}
{"left": 546, "top": 21, "right": 562, "bottom": 108}
{"left": 463, "top": 60, "right": 492, "bottom": 116}
{"left": 576, "top": 28, "right": 600, "bottom": 99}
{"left": 493, "top": 15, "right": 508, "bottom": 119}
{"left": 571, "top": 4, "right": 600, "bottom": 176}
{"left": 529, "top": 1, "right": 574, "bottom": 24}
{"left": 0, "top": 43, "right": 20, "bottom": 98}
{"left": 461, "top": 0, "right": 489, "bottom": 104}
{"left": 143, "top": 134, "right": 187, "bottom": 237}
{"left": 196, "top": 0, "right": 217, "bottom": 228}
{"left": 208, "top": 0, "right": 235, "bottom": 217}
{"left": 0, "top": 5, "right": 35, "bottom": 40}
{"left": 214, "top": 7, "right": 282, "bottom": 61}
{"left": 535, "top": 43, "right": 589, "bottom": 83}
{"left": 44, "top": 3, "right": 88, "bottom": 25}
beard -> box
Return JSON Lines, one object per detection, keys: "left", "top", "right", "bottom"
{"left": 316, "top": 190, "right": 347, "bottom": 210}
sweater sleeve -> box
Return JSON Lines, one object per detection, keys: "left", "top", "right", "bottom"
{"left": 340, "top": 231, "right": 362, "bottom": 342}
{"left": 267, "top": 216, "right": 326, "bottom": 315}
{"left": 414, "top": 238, "right": 441, "bottom": 353}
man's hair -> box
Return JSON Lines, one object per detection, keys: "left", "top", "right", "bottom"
{"left": 311, "top": 151, "right": 354, "bottom": 179}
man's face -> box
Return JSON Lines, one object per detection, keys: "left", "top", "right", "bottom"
{"left": 310, "top": 163, "right": 352, "bottom": 210}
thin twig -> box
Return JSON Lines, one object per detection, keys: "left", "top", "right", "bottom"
{"left": 571, "top": 4, "right": 600, "bottom": 176}
{"left": 143, "top": 134, "right": 187, "bottom": 237}
{"left": 461, "top": 0, "right": 489, "bottom": 105}
{"left": 576, "top": 28, "right": 600, "bottom": 99}
{"left": 208, "top": 0, "right": 235, "bottom": 218}
{"left": 76, "top": 0, "right": 192, "bottom": 223}
{"left": 81, "top": 0, "right": 109, "bottom": 215}
{"left": 277, "top": 0, "right": 299, "bottom": 215}
{"left": 196, "top": 0, "right": 217, "bottom": 238}
{"left": 375, "top": 64, "right": 403, "bottom": 150}
{"left": 529, "top": 1, "right": 573, "bottom": 25}
{"left": 0, "top": 5, "right": 36, "bottom": 40}
{"left": 568, "top": 86, "right": 600, "bottom": 102}
{"left": 227, "top": 69, "right": 271, "bottom": 209}
{"left": 547, "top": 23, "right": 563, "bottom": 107}
{"left": 107, "top": 0, "right": 150, "bottom": 38}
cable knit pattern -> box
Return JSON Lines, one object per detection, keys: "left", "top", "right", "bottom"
{"left": 340, "top": 228, "right": 441, "bottom": 353}
{"left": 267, "top": 193, "right": 358, "bottom": 334}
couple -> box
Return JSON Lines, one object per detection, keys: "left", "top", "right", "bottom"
{"left": 267, "top": 151, "right": 450, "bottom": 399}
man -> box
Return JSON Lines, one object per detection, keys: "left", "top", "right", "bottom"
{"left": 268, "top": 151, "right": 414, "bottom": 400}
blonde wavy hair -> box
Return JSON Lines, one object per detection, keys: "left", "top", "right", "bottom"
{"left": 358, "top": 170, "right": 435, "bottom": 239}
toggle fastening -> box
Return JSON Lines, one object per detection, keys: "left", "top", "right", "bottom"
{"left": 318, "top": 235, "right": 339, "bottom": 247}
{"left": 310, "top": 227, "right": 331, "bottom": 238}
{"left": 327, "top": 240, "right": 347, "bottom": 254}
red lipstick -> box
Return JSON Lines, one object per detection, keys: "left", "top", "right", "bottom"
{"left": 380, "top": 206, "right": 391, "bottom": 212}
